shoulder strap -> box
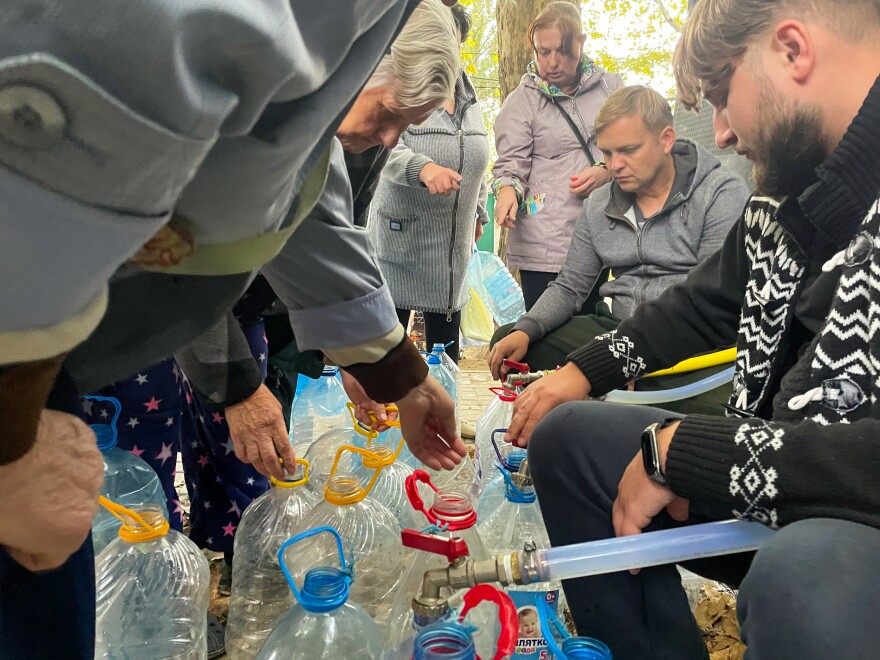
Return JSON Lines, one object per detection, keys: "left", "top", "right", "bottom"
{"left": 550, "top": 98, "right": 596, "bottom": 166}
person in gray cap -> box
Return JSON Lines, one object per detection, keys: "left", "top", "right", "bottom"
{"left": 0, "top": 1, "right": 463, "bottom": 658}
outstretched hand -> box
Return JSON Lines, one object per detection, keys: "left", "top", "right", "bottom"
{"left": 397, "top": 375, "right": 467, "bottom": 470}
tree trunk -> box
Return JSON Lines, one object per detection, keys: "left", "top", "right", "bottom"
{"left": 495, "top": 0, "right": 579, "bottom": 268}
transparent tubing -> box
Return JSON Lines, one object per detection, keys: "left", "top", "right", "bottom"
{"left": 534, "top": 520, "right": 774, "bottom": 582}
{"left": 602, "top": 367, "right": 734, "bottom": 405}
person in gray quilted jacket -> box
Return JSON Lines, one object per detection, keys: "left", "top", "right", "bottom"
{"left": 492, "top": 1, "right": 624, "bottom": 310}
{"left": 370, "top": 5, "right": 490, "bottom": 363}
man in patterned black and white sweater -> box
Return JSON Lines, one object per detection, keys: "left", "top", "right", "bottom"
{"left": 502, "top": 1, "right": 880, "bottom": 658}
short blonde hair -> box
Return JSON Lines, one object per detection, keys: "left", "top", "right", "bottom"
{"left": 594, "top": 85, "right": 673, "bottom": 136}
{"left": 367, "top": 0, "right": 459, "bottom": 110}
{"left": 674, "top": 0, "right": 880, "bottom": 110}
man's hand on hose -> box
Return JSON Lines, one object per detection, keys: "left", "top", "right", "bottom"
{"left": 396, "top": 375, "right": 466, "bottom": 470}
{"left": 505, "top": 362, "right": 591, "bottom": 447}
{"left": 487, "top": 330, "right": 530, "bottom": 381}
{"left": 225, "top": 384, "right": 296, "bottom": 481}
{"left": 0, "top": 410, "right": 103, "bottom": 571}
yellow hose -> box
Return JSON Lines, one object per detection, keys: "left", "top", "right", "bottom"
{"left": 644, "top": 348, "right": 736, "bottom": 378}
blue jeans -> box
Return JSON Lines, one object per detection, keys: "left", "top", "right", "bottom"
{"left": 529, "top": 401, "right": 880, "bottom": 660}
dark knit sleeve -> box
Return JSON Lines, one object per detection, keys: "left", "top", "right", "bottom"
{"left": 567, "top": 216, "right": 749, "bottom": 396}
{"left": 666, "top": 415, "right": 880, "bottom": 530}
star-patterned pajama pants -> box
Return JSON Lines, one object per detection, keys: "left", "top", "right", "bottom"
{"left": 84, "top": 320, "right": 270, "bottom": 553}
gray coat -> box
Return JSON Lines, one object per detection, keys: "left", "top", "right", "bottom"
{"left": 369, "top": 73, "right": 490, "bottom": 315}
{"left": 492, "top": 60, "right": 624, "bottom": 272}
{"left": 514, "top": 140, "right": 751, "bottom": 340}
{"left": 1, "top": 0, "right": 414, "bottom": 374}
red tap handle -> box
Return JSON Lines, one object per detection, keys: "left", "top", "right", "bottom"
{"left": 405, "top": 470, "right": 438, "bottom": 524}
{"left": 502, "top": 359, "right": 530, "bottom": 373}
{"left": 487, "top": 387, "right": 517, "bottom": 402}
{"left": 459, "top": 584, "right": 518, "bottom": 660}
{"left": 400, "top": 529, "right": 470, "bottom": 562}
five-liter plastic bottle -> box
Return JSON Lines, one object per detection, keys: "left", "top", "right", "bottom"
{"left": 536, "top": 598, "right": 612, "bottom": 660}
{"left": 467, "top": 249, "right": 526, "bottom": 326}
{"left": 290, "top": 451, "right": 410, "bottom": 630}
{"left": 431, "top": 342, "right": 461, "bottom": 433}
{"left": 95, "top": 501, "right": 210, "bottom": 659}
{"left": 409, "top": 584, "right": 518, "bottom": 660}
{"left": 476, "top": 459, "right": 566, "bottom": 659}
{"left": 425, "top": 353, "right": 457, "bottom": 403}
{"left": 351, "top": 440, "right": 420, "bottom": 531}
{"left": 385, "top": 472, "right": 495, "bottom": 655}
{"left": 86, "top": 395, "right": 168, "bottom": 554}
{"left": 289, "top": 366, "right": 351, "bottom": 457}
{"left": 476, "top": 431, "right": 528, "bottom": 522}
{"left": 256, "top": 526, "right": 384, "bottom": 660}
{"left": 225, "top": 459, "right": 321, "bottom": 660}
{"left": 473, "top": 388, "right": 517, "bottom": 488}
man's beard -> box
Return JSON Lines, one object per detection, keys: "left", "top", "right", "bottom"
{"left": 751, "top": 90, "right": 827, "bottom": 198}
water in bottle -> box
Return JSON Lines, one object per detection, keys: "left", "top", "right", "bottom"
{"left": 289, "top": 366, "right": 351, "bottom": 457}
{"left": 425, "top": 353, "right": 456, "bottom": 402}
{"left": 476, "top": 459, "right": 565, "bottom": 660}
{"left": 408, "top": 585, "right": 518, "bottom": 660}
{"left": 225, "top": 459, "right": 321, "bottom": 660}
{"left": 291, "top": 457, "right": 409, "bottom": 629}
{"left": 467, "top": 250, "right": 526, "bottom": 326}
{"left": 256, "top": 526, "right": 384, "bottom": 660}
{"left": 473, "top": 389, "right": 517, "bottom": 488}
{"left": 95, "top": 501, "right": 210, "bottom": 659}
{"left": 385, "top": 471, "right": 494, "bottom": 653}
{"left": 86, "top": 395, "right": 168, "bottom": 554}
{"left": 476, "top": 440, "right": 529, "bottom": 522}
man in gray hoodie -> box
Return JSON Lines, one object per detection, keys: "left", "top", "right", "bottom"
{"left": 489, "top": 86, "right": 749, "bottom": 401}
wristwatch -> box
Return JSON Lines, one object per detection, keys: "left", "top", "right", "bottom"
{"left": 641, "top": 418, "right": 679, "bottom": 487}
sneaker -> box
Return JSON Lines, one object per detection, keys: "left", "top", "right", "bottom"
{"left": 460, "top": 419, "right": 477, "bottom": 440}
{"left": 207, "top": 611, "right": 226, "bottom": 659}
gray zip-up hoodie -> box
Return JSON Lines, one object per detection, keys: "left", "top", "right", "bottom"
{"left": 513, "top": 139, "right": 750, "bottom": 341}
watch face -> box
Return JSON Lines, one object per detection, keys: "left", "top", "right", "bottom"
{"left": 641, "top": 424, "right": 659, "bottom": 477}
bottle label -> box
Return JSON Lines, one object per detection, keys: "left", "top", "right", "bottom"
{"left": 508, "top": 589, "right": 560, "bottom": 659}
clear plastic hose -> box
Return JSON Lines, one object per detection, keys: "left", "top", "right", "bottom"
{"left": 603, "top": 367, "right": 735, "bottom": 405}
{"left": 534, "top": 520, "right": 774, "bottom": 582}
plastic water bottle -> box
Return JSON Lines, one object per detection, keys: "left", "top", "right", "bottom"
{"left": 476, "top": 459, "right": 565, "bottom": 659}
{"left": 95, "top": 501, "right": 209, "bottom": 659}
{"left": 431, "top": 343, "right": 462, "bottom": 436}
{"left": 86, "top": 395, "right": 168, "bottom": 555}
{"left": 425, "top": 353, "right": 456, "bottom": 402}
{"left": 473, "top": 389, "right": 517, "bottom": 488}
{"left": 351, "top": 441, "right": 420, "bottom": 531}
{"left": 386, "top": 472, "right": 499, "bottom": 658}
{"left": 408, "top": 585, "right": 518, "bottom": 660}
{"left": 424, "top": 456, "right": 482, "bottom": 505}
{"left": 256, "top": 526, "right": 384, "bottom": 659}
{"left": 291, "top": 464, "right": 409, "bottom": 629}
{"left": 467, "top": 250, "right": 525, "bottom": 326}
{"left": 290, "top": 366, "right": 351, "bottom": 457}
{"left": 537, "top": 598, "right": 612, "bottom": 659}
{"left": 225, "top": 459, "right": 322, "bottom": 660}
{"left": 476, "top": 433, "right": 528, "bottom": 522}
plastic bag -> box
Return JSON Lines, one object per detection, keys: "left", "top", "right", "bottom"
{"left": 461, "top": 286, "right": 494, "bottom": 342}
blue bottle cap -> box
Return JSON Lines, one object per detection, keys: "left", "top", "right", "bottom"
{"left": 425, "top": 354, "right": 442, "bottom": 366}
